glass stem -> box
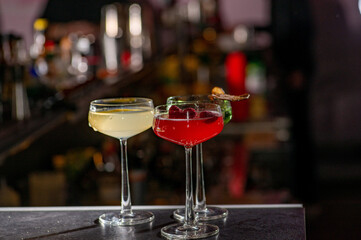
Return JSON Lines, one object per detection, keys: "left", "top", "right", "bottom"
{"left": 119, "top": 138, "right": 132, "bottom": 215}
{"left": 195, "top": 143, "right": 207, "bottom": 211}
{"left": 184, "top": 146, "right": 196, "bottom": 227}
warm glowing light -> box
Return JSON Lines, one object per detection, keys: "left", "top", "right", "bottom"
{"left": 33, "top": 18, "right": 48, "bottom": 31}
{"left": 233, "top": 25, "right": 248, "bottom": 44}
{"left": 53, "top": 155, "right": 66, "bottom": 170}
{"left": 131, "top": 52, "right": 143, "bottom": 70}
{"left": 105, "top": 6, "right": 118, "bottom": 38}
{"left": 93, "top": 152, "right": 104, "bottom": 171}
{"left": 187, "top": 0, "right": 201, "bottom": 23}
{"left": 78, "top": 60, "right": 88, "bottom": 73}
{"left": 129, "top": 4, "right": 143, "bottom": 70}
{"left": 77, "top": 37, "right": 90, "bottom": 54}
{"left": 103, "top": 35, "right": 118, "bottom": 71}
{"left": 203, "top": 27, "right": 217, "bottom": 42}
{"left": 129, "top": 4, "right": 142, "bottom": 36}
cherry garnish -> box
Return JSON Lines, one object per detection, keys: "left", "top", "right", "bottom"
{"left": 169, "top": 105, "right": 182, "bottom": 118}
{"left": 200, "top": 111, "right": 218, "bottom": 123}
{"left": 169, "top": 105, "right": 197, "bottom": 119}
{"left": 183, "top": 108, "right": 196, "bottom": 119}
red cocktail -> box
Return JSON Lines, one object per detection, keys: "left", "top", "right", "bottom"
{"left": 153, "top": 103, "right": 223, "bottom": 239}
{"left": 153, "top": 109, "right": 223, "bottom": 147}
{"left": 166, "top": 95, "right": 233, "bottom": 222}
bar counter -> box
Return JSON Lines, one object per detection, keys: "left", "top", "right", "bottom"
{"left": 0, "top": 204, "right": 305, "bottom": 239}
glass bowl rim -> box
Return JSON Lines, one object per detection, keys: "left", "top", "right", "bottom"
{"left": 90, "top": 97, "right": 153, "bottom": 107}
{"left": 155, "top": 102, "right": 222, "bottom": 116}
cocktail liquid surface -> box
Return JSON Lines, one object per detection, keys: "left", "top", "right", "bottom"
{"left": 153, "top": 111, "right": 223, "bottom": 147}
{"left": 89, "top": 107, "right": 154, "bottom": 139}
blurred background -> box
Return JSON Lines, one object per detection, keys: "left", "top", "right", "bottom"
{"left": 0, "top": 0, "right": 360, "bottom": 239}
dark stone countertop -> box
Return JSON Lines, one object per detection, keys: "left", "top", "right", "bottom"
{"left": 0, "top": 205, "right": 305, "bottom": 239}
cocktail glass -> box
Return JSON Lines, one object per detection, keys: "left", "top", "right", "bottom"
{"left": 88, "top": 98, "right": 154, "bottom": 225}
{"left": 167, "top": 95, "right": 232, "bottom": 221}
{"left": 153, "top": 102, "right": 224, "bottom": 239}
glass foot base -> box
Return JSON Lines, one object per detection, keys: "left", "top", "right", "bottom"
{"left": 173, "top": 206, "right": 228, "bottom": 221}
{"left": 161, "top": 222, "right": 219, "bottom": 239}
{"left": 99, "top": 211, "right": 154, "bottom": 226}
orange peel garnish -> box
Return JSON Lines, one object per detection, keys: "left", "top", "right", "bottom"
{"left": 210, "top": 87, "right": 250, "bottom": 101}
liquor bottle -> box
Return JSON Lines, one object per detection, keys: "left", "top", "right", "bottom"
{"left": 29, "top": 18, "right": 48, "bottom": 61}
{"left": 9, "top": 34, "right": 31, "bottom": 121}
{"left": 0, "top": 35, "right": 5, "bottom": 122}
{"left": 225, "top": 51, "right": 249, "bottom": 121}
{"left": 0, "top": 34, "right": 13, "bottom": 122}
{"left": 246, "top": 58, "right": 268, "bottom": 120}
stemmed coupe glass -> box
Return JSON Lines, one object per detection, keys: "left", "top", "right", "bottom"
{"left": 153, "top": 102, "right": 224, "bottom": 239}
{"left": 167, "top": 95, "right": 232, "bottom": 221}
{"left": 88, "top": 97, "right": 154, "bottom": 225}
